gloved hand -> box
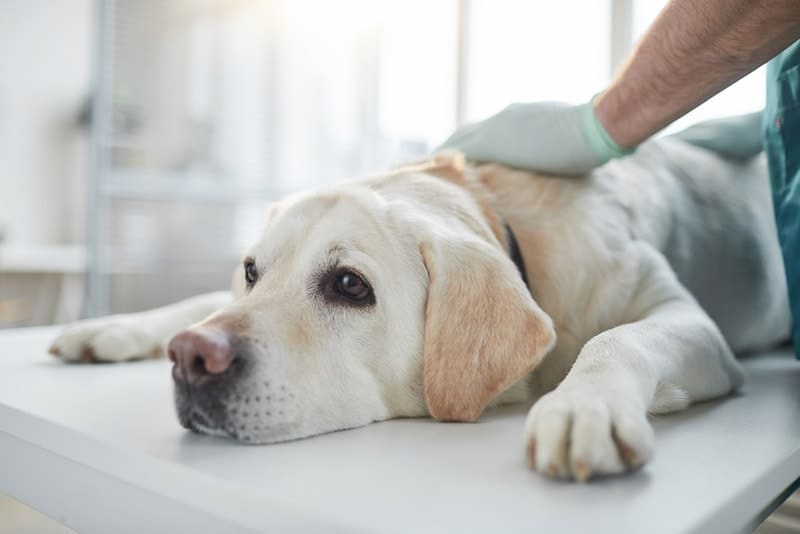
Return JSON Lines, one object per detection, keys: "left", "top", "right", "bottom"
{"left": 670, "top": 111, "right": 763, "bottom": 161}
{"left": 435, "top": 100, "right": 631, "bottom": 176}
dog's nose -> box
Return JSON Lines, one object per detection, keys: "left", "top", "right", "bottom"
{"left": 168, "top": 327, "right": 234, "bottom": 385}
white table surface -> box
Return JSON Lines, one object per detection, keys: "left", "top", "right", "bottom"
{"left": 1, "top": 326, "right": 800, "bottom": 534}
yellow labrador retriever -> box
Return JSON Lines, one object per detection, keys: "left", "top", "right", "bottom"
{"left": 50, "top": 138, "right": 789, "bottom": 481}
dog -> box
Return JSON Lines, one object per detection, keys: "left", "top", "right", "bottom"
{"left": 49, "top": 137, "right": 790, "bottom": 481}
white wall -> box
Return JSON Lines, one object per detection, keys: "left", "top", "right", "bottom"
{"left": 0, "top": 0, "right": 91, "bottom": 246}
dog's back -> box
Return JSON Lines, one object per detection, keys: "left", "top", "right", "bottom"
{"left": 612, "top": 138, "right": 790, "bottom": 352}
{"left": 477, "top": 137, "right": 790, "bottom": 354}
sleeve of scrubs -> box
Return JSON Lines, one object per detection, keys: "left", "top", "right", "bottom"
{"left": 764, "top": 40, "right": 800, "bottom": 357}
{"left": 670, "top": 111, "right": 764, "bottom": 161}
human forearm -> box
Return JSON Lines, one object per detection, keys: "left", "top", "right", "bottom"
{"left": 437, "top": 0, "right": 800, "bottom": 175}
{"left": 596, "top": 0, "right": 800, "bottom": 148}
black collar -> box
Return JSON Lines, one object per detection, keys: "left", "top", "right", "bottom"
{"left": 504, "top": 222, "right": 529, "bottom": 290}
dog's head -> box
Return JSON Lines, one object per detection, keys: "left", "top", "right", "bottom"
{"left": 168, "top": 153, "right": 556, "bottom": 443}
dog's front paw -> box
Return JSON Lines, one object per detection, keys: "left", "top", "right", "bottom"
{"left": 49, "top": 318, "right": 163, "bottom": 363}
{"left": 523, "top": 386, "right": 654, "bottom": 481}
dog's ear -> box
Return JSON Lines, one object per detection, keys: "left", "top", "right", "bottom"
{"left": 420, "top": 235, "right": 556, "bottom": 422}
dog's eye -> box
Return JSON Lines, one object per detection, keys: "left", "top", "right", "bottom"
{"left": 319, "top": 267, "right": 375, "bottom": 308}
{"left": 336, "top": 272, "right": 371, "bottom": 301}
{"left": 322, "top": 269, "right": 375, "bottom": 307}
{"left": 244, "top": 259, "right": 258, "bottom": 288}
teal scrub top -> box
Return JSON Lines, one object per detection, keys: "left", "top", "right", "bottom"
{"left": 764, "top": 40, "right": 800, "bottom": 357}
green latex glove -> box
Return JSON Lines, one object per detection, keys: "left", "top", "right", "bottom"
{"left": 436, "top": 101, "right": 631, "bottom": 176}
{"left": 670, "top": 111, "right": 763, "bottom": 161}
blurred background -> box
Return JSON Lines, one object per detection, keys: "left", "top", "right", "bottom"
{"left": 0, "top": 0, "right": 766, "bottom": 328}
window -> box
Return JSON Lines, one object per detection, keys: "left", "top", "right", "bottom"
{"left": 86, "top": 1, "right": 771, "bottom": 314}
{"left": 465, "top": 0, "right": 612, "bottom": 120}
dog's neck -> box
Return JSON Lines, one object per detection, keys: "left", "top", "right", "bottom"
{"left": 504, "top": 222, "right": 530, "bottom": 290}
{"left": 444, "top": 167, "right": 530, "bottom": 291}
{"left": 384, "top": 155, "right": 531, "bottom": 290}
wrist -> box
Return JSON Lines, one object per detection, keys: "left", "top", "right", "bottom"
{"left": 580, "top": 98, "right": 633, "bottom": 164}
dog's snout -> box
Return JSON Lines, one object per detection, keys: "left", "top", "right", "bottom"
{"left": 168, "top": 328, "right": 235, "bottom": 385}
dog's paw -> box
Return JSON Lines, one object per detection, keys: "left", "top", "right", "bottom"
{"left": 49, "top": 317, "right": 163, "bottom": 363}
{"left": 523, "top": 386, "right": 654, "bottom": 481}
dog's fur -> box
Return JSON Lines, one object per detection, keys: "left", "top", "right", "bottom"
{"left": 50, "top": 137, "right": 790, "bottom": 481}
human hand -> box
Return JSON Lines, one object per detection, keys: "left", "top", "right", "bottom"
{"left": 436, "top": 100, "right": 630, "bottom": 176}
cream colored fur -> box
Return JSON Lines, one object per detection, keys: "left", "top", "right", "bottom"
{"left": 50, "top": 137, "right": 789, "bottom": 481}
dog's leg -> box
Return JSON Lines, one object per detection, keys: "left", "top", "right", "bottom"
{"left": 49, "top": 291, "right": 232, "bottom": 363}
{"left": 524, "top": 244, "right": 743, "bottom": 481}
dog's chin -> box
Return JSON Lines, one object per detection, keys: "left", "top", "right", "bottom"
{"left": 175, "top": 398, "right": 380, "bottom": 445}
{"left": 175, "top": 403, "right": 298, "bottom": 444}
{"left": 183, "top": 414, "right": 230, "bottom": 439}
{"left": 173, "top": 388, "right": 309, "bottom": 444}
